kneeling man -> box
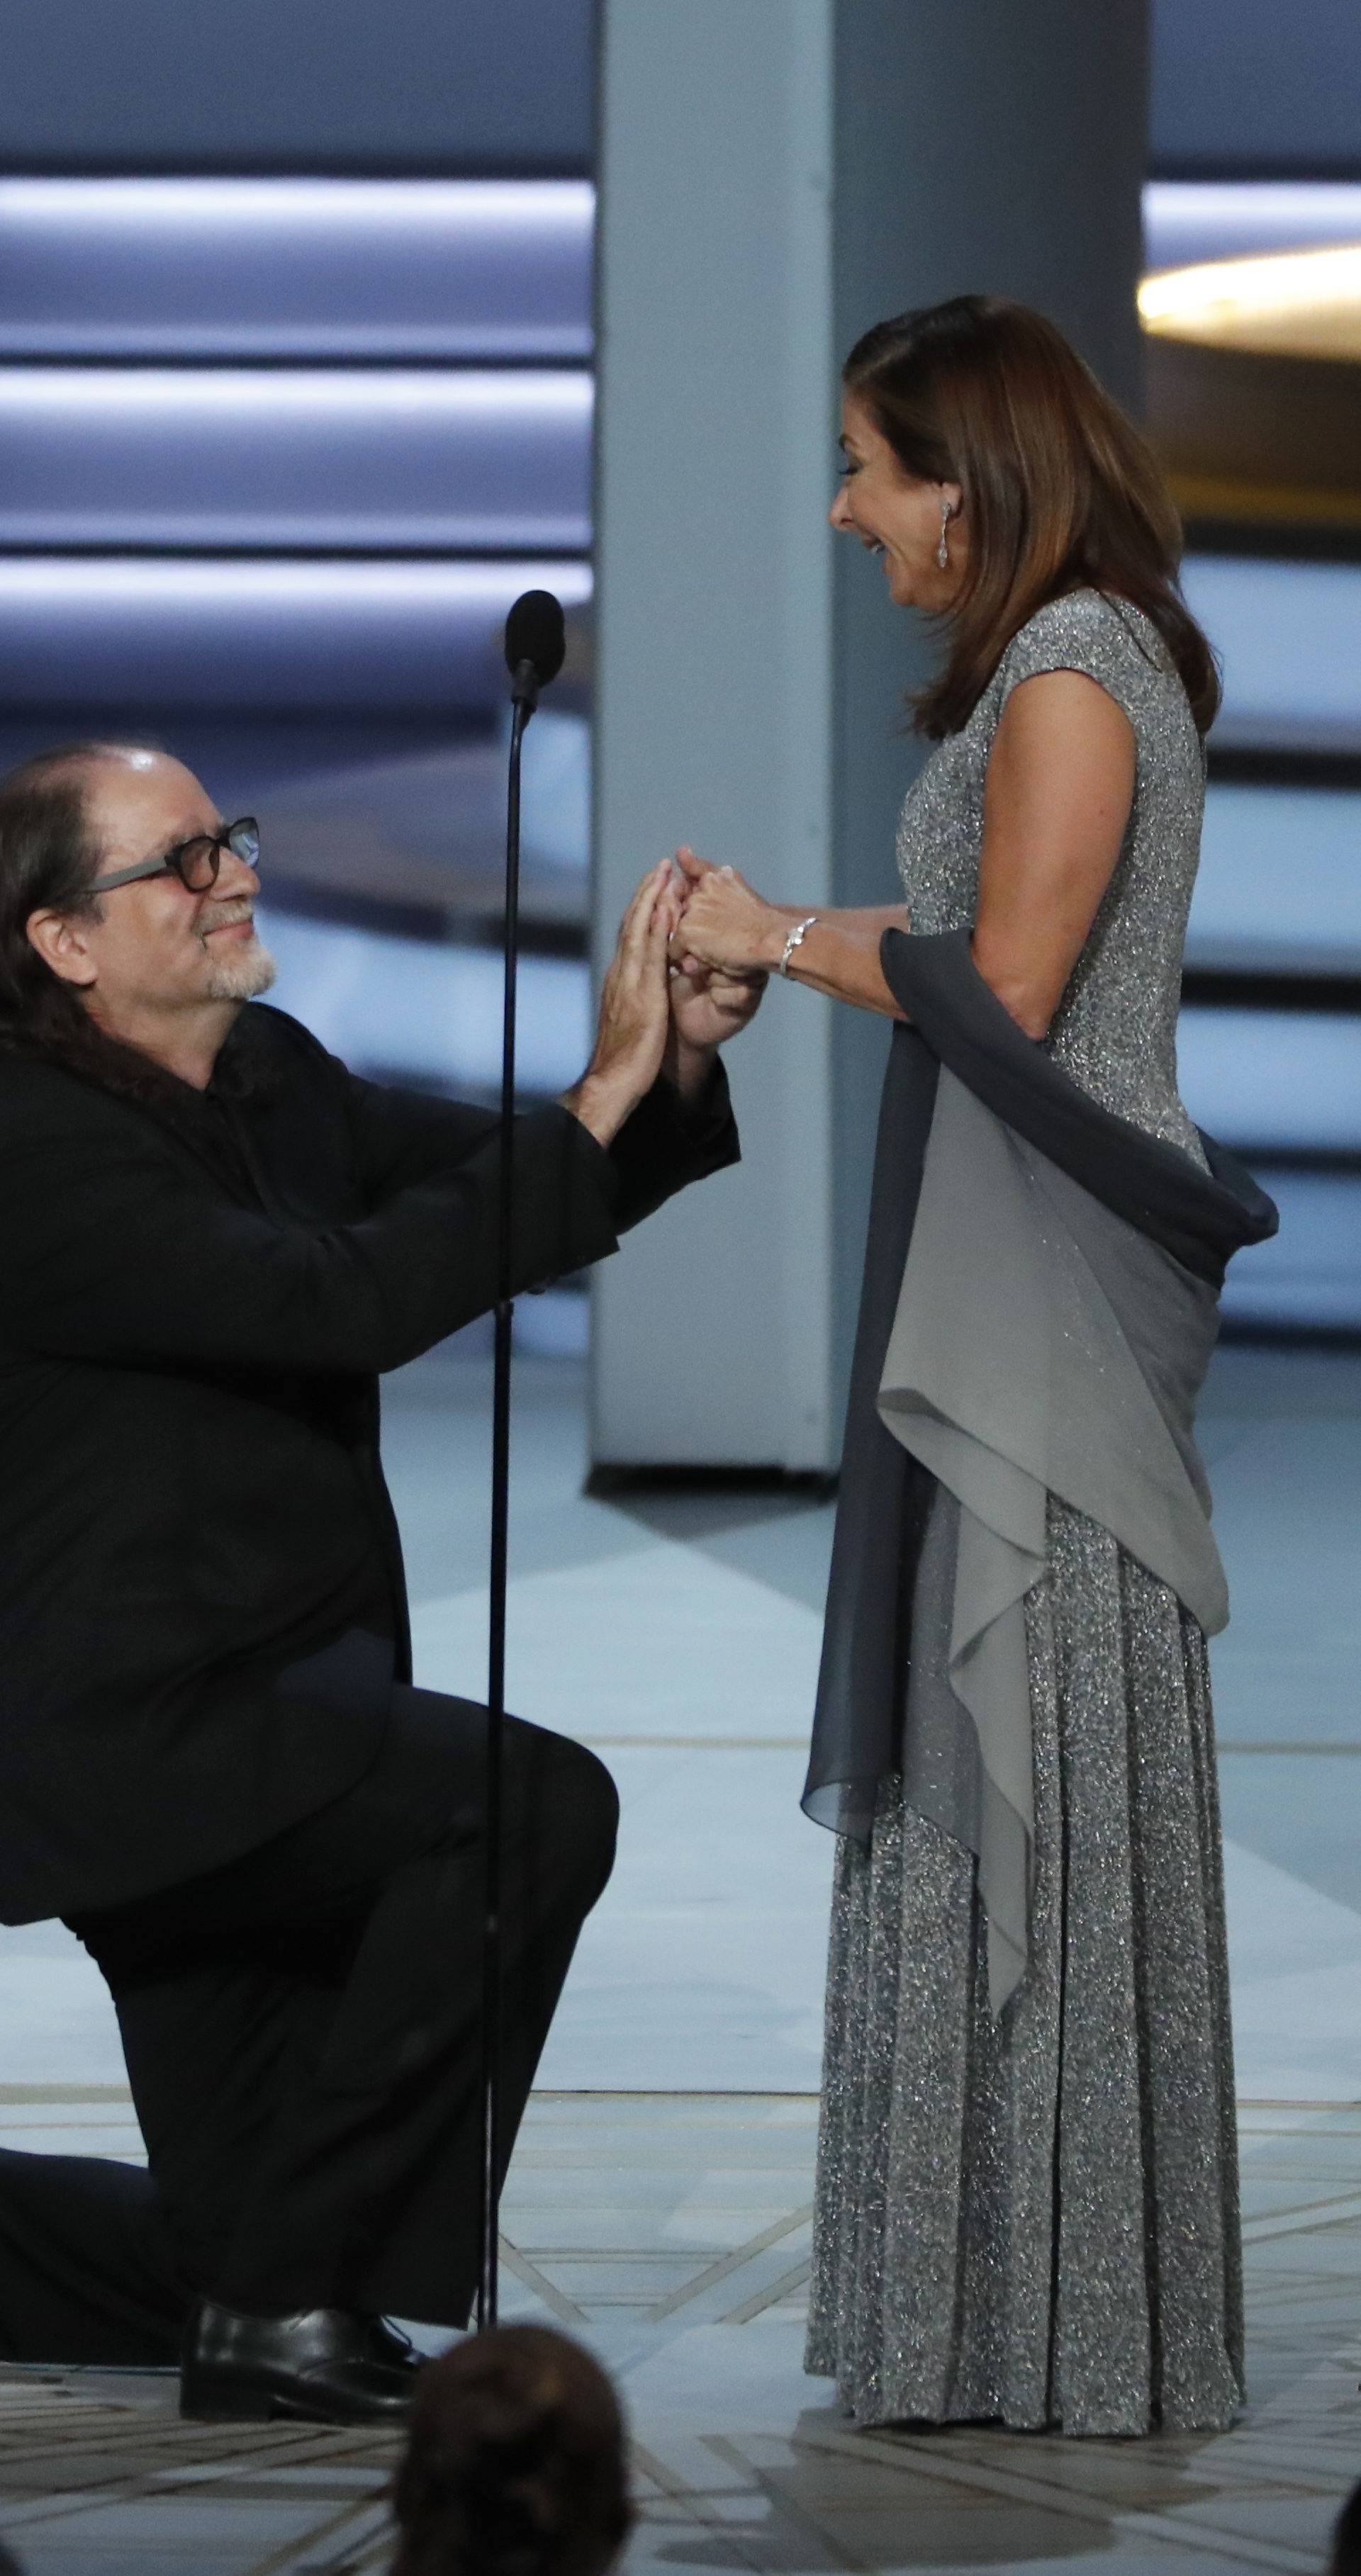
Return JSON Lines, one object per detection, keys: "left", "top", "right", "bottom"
{"left": 0, "top": 742, "right": 758, "bottom": 2420}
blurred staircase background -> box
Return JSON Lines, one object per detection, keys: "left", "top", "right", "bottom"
{"left": 0, "top": 169, "right": 600, "bottom": 1349}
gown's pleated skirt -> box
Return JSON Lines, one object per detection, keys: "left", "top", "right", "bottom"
{"left": 805, "top": 1496, "right": 1244, "bottom": 2436}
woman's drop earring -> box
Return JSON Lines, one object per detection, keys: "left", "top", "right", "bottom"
{"left": 936, "top": 500, "right": 951, "bottom": 571}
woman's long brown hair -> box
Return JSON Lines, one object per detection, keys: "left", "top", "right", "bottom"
{"left": 843, "top": 296, "right": 1220, "bottom": 739}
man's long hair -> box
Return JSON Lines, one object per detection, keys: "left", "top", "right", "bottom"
{"left": 0, "top": 742, "right": 186, "bottom": 1100}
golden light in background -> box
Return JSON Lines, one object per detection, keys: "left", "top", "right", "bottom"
{"left": 1139, "top": 243, "right": 1361, "bottom": 361}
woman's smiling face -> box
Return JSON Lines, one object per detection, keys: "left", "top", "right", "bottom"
{"left": 829, "top": 393, "right": 965, "bottom": 612}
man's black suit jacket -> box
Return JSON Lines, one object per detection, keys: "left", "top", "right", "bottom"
{"left": 0, "top": 1003, "right": 738, "bottom": 1924}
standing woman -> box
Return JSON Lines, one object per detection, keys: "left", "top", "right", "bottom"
{"left": 668, "top": 296, "right": 1275, "bottom": 2438}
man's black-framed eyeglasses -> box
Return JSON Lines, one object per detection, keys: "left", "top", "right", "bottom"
{"left": 87, "top": 818, "right": 261, "bottom": 898}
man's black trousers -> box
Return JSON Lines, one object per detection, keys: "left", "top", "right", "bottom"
{"left": 0, "top": 1687, "right": 618, "bottom": 2363}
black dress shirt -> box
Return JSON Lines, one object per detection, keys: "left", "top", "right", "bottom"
{"left": 0, "top": 1001, "right": 737, "bottom": 1923}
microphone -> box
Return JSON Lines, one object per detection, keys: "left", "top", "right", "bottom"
{"left": 478, "top": 580, "right": 566, "bottom": 2333}
{"left": 504, "top": 589, "right": 566, "bottom": 713}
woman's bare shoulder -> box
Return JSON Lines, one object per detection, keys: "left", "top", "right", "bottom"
{"left": 992, "top": 591, "right": 1175, "bottom": 740}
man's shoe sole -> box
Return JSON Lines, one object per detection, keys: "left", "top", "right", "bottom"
{"left": 180, "top": 2379, "right": 410, "bottom": 2426}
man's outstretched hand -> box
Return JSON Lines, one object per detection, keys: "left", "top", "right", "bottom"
{"left": 664, "top": 954, "right": 765, "bottom": 1096}
{"left": 561, "top": 862, "right": 673, "bottom": 1147}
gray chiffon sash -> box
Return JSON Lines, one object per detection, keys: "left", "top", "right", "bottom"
{"left": 877, "top": 1067, "right": 1226, "bottom": 2014}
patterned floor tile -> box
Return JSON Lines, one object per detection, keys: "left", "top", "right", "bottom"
{"left": 0, "top": 2090, "right": 1354, "bottom": 2572}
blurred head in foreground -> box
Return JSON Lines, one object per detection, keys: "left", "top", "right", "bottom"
{"left": 1330, "top": 2477, "right": 1361, "bottom": 2575}
{"left": 391, "top": 2326, "right": 632, "bottom": 2576}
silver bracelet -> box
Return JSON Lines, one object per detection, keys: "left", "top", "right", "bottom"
{"left": 779, "top": 914, "right": 819, "bottom": 977}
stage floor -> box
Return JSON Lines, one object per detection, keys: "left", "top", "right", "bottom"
{"left": 0, "top": 2089, "right": 1355, "bottom": 2574}
{"left": 0, "top": 1341, "right": 1357, "bottom": 2570}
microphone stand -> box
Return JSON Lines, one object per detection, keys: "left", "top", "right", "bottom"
{"left": 477, "top": 654, "right": 540, "bottom": 2332}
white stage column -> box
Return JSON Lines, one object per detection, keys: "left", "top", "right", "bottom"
{"left": 592, "top": 0, "right": 1148, "bottom": 1470}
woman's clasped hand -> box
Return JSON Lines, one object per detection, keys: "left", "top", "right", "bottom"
{"left": 666, "top": 846, "right": 786, "bottom": 979}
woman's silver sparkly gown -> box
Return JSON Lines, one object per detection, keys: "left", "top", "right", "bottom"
{"left": 805, "top": 591, "right": 1245, "bottom": 2438}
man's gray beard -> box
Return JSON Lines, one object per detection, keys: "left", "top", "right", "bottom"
{"left": 203, "top": 935, "right": 278, "bottom": 1003}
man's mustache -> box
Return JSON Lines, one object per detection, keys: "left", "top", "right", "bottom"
{"left": 198, "top": 901, "right": 256, "bottom": 939}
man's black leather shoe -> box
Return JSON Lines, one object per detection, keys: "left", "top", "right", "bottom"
{"left": 180, "top": 2298, "right": 420, "bottom": 2424}
{"left": 366, "top": 2315, "right": 421, "bottom": 2371}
